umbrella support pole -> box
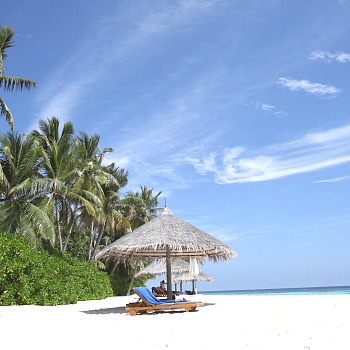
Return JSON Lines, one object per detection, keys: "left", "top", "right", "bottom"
{"left": 126, "top": 258, "right": 140, "bottom": 296}
{"left": 166, "top": 245, "right": 172, "bottom": 300}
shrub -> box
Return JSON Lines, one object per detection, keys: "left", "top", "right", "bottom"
{"left": 109, "top": 274, "right": 146, "bottom": 296}
{"left": 0, "top": 232, "right": 114, "bottom": 306}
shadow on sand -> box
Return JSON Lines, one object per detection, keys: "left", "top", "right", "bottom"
{"left": 81, "top": 306, "right": 128, "bottom": 315}
{"left": 81, "top": 302, "right": 216, "bottom": 316}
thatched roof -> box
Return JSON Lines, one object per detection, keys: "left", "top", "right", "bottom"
{"left": 96, "top": 206, "right": 237, "bottom": 262}
{"left": 173, "top": 270, "right": 214, "bottom": 283}
{"left": 135, "top": 258, "right": 190, "bottom": 277}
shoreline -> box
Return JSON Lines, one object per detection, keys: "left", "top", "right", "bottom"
{"left": 1, "top": 294, "right": 350, "bottom": 349}
{"left": 199, "top": 285, "right": 350, "bottom": 295}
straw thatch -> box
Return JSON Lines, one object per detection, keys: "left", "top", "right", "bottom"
{"left": 172, "top": 270, "right": 214, "bottom": 283}
{"left": 135, "top": 258, "right": 190, "bottom": 277}
{"left": 96, "top": 206, "right": 237, "bottom": 262}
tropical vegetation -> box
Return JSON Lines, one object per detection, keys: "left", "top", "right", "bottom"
{"left": 0, "top": 25, "right": 162, "bottom": 305}
{"left": 0, "top": 231, "right": 114, "bottom": 306}
{"left": 0, "top": 26, "right": 37, "bottom": 131}
{"left": 0, "top": 118, "right": 162, "bottom": 304}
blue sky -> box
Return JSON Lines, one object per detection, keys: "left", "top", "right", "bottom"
{"left": 3, "top": 0, "right": 350, "bottom": 291}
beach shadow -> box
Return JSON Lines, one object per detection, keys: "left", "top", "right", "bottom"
{"left": 135, "top": 309, "right": 198, "bottom": 316}
{"left": 203, "top": 302, "right": 216, "bottom": 307}
{"left": 128, "top": 302, "right": 216, "bottom": 316}
{"left": 81, "top": 306, "right": 128, "bottom": 315}
{"left": 81, "top": 302, "right": 215, "bottom": 316}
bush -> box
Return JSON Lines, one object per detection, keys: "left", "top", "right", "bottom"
{"left": 0, "top": 232, "right": 114, "bottom": 306}
{"left": 109, "top": 274, "right": 146, "bottom": 296}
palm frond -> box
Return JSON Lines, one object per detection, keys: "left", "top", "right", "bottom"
{"left": 0, "top": 76, "right": 37, "bottom": 91}
{"left": 66, "top": 191, "right": 96, "bottom": 216}
{"left": 0, "top": 96, "right": 14, "bottom": 130}
{"left": 23, "top": 201, "right": 55, "bottom": 245}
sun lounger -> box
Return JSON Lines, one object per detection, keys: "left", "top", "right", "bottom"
{"left": 125, "top": 287, "right": 204, "bottom": 316}
{"left": 185, "top": 290, "right": 196, "bottom": 295}
{"left": 152, "top": 286, "right": 167, "bottom": 297}
{"left": 158, "top": 286, "right": 182, "bottom": 296}
{"left": 152, "top": 286, "right": 182, "bottom": 299}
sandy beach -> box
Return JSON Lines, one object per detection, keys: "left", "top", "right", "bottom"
{"left": 1, "top": 294, "right": 349, "bottom": 349}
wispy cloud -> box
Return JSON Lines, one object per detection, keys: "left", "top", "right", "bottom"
{"left": 312, "top": 176, "right": 350, "bottom": 183}
{"left": 277, "top": 78, "right": 341, "bottom": 98}
{"left": 186, "top": 153, "right": 217, "bottom": 175}
{"left": 31, "top": 0, "right": 220, "bottom": 130}
{"left": 254, "top": 101, "right": 275, "bottom": 111}
{"left": 260, "top": 103, "right": 275, "bottom": 111}
{"left": 253, "top": 102, "right": 288, "bottom": 117}
{"left": 186, "top": 124, "right": 350, "bottom": 183}
{"left": 309, "top": 50, "right": 350, "bottom": 63}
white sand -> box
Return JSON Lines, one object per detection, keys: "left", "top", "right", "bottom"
{"left": 1, "top": 294, "right": 349, "bottom": 350}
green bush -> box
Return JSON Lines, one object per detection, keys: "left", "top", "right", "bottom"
{"left": 109, "top": 274, "right": 146, "bottom": 296}
{"left": 0, "top": 232, "right": 114, "bottom": 306}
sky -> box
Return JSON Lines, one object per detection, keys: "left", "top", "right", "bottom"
{"left": 2, "top": 0, "right": 350, "bottom": 291}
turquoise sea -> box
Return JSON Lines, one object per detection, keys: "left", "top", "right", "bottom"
{"left": 201, "top": 285, "right": 350, "bottom": 296}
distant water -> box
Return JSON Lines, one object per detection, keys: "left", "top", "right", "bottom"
{"left": 201, "top": 286, "right": 350, "bottom": 296}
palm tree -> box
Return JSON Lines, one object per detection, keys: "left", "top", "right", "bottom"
{"left": 31, "top": 117, "right": 101, "bottom": 250}
{"left": 61, "top": 132, "right": 115, "bottom": 251}
{"left": 125, "top": 186, "right": 162, "bottom": 230}
{"left": 0, "top": 132, "right": 55, "bottom": 248}
{"left": 89, "top": 163, "right": 132, "bottom": 261}
{"left": 106, "top": 186, "right": 162, "bottom": 279}
{"left": 0, "top": 26, "right": 36, "bottom": 131}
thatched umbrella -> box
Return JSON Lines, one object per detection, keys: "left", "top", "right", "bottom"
{"left": 173, "top": 269, "right": 214, "bottom": 294}
{"left": 173, "top": 270, "right": 214, "bottom": 283}
{"left": 135, "top": 258, "right": 198, "bottom": 293}
{"left": 135, "top": 258, "right": 190, "bottom": 277}
{"left": 97, "top": 205, "right": 237, "bottom": 299}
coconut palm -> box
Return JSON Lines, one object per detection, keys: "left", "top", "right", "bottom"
{"left": 0, "top": 132, "right": 55, "bottom": 248}
{"left": 31, "top": 117, "right": 101, "bottom": 250}
{"left": 0, "top": 26, "right": 36, "bottom": 131}
{"left": 61, "top": 132, "right": 115, "bottom": 251}
{"left": 89, "top": 163, "right": 133, "bottom": 261}
{"left": 125, "top": 186, "right": 162, "bottom": 230}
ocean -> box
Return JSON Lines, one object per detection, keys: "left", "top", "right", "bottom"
{"left": 200, "top": 285, "right": 350, "bottom": 296}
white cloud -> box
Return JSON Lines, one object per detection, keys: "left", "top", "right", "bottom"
{"left": 254, "top": 102, "right": 287, "bottom": 116}
{"left": 103, "top": 155, "right": 130, "bottom": 169}
{"left": 33, "top": 1, "right": 219, "bottom": 128}
{"left": 261, "top": 103, "right": 275, "bottom": 111}
{"left": 308, "top": 50, "right": 350, "bottom": 63}
{"left": 186, "top": 153, "right": 217, "bottom": 175}
{"left": 312, "top": 176, "right": 350, "bottom": 183}
{"left": 274, "top": 111, "right": 288, "bottom": 117}
{"left": 187, "top": 124, "right": 350, "bottom": 183}
{"left": 255, "top": 101, "right": 275, "bottom": 111}
{"left": 277, "top": 77, "right": 341, "bottom": 98}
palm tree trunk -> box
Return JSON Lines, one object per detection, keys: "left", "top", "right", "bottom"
{"left": 55, "top": 199, "right": 63, "bottom": 251}
{"left": 62, "top": 206, "right": 78, "bottom": 251}
{"left": 90, "top": 220, "right": 106, "bottom": 261}
{"left": 88, "top": 221, "right": 94, "bottom": 261}
{"left": 126, "top": 258, "right": 140, "bottom": 296}
{"left": 110, "top": 259, "right": 119, "bottom": 275}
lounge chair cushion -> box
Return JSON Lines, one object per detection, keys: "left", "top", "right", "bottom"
{"left": 134, "top": 287, "right": 188, "bottom": 305}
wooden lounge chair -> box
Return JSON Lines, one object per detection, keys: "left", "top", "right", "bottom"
{"left": 126, "top": 287, "right": 204, "bottom": 316}
{"left": 159, "top": 286, "right": 182, "bottom": 297}
{"left": 185, "top": 290, "right": 196, "bottom": 295}
{"left": 152, "top": 286, "right": 167, "bottom": 297}
{"left": 152, "top": 286, "right": 182, "bottom": 299}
